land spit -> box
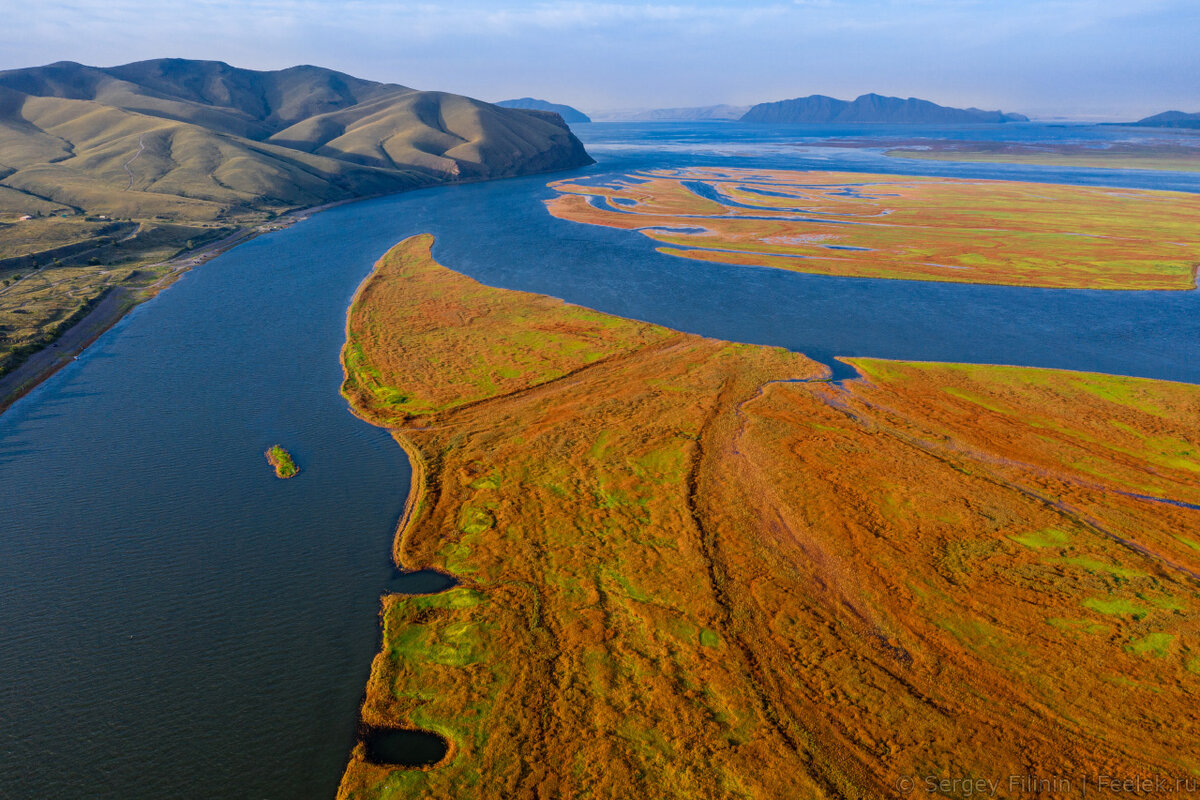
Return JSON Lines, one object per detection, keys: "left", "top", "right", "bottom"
{"left": 336, "top": 235, "right": 1200, "bottom": 799}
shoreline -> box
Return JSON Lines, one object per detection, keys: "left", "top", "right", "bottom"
{"left": 0, "top": 161, "right": 596, "bottom": 418}
{"left": 336, "top": 236, "right": 1200, "bottom": 796}
{"left": 340, "top": 257, "right": 437, "bottom": 571}
{"left": 334, "top": 235, "right": 1200, "bottom": 798}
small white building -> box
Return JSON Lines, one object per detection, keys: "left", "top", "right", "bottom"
{"left": 18, "top": 215, "right": 33, "bottom": 221}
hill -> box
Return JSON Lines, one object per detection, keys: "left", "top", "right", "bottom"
{"left": 741, "top": 93, "right": 1028, "bottom": 124}
{"left": 496, "top": 97, "right": 590, "bottom": 123}
{"left": 0, "top": 59, "right": 593, "bottom": 218}
{"left": 0, "top": 58, "right": 592, "bottom": 390}
{"left": 1133, "top": 110, "right": 1200, "bottom": 129}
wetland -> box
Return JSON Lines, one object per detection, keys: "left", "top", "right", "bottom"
{"left": 2, "top": 121, "right": 1199, "bottom": 798}
{"left": 337, "top": 235, "right": 1200, "bottom": 799}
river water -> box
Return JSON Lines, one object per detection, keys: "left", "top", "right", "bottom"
{"left": 1, "top": 122, "right": 1198, "bottom": 798}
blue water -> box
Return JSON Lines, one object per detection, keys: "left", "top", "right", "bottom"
{"left": 1, "top": 122, "right": 1198, "bottom": 799}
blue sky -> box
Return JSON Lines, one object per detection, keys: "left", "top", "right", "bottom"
{"left": 2, "top": 0, "right": 1196, "bottom": 119}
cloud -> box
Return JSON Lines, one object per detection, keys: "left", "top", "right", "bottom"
{"left": 1, "top": 0, "right": 1195, "bottom": 117}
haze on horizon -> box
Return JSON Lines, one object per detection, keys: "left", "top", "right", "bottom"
{"left": 3, "top": 0, "right": 1196, "bottom": 121}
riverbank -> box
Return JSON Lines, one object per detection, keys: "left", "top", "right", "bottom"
{"left": 337, "top": 234, "right": 1200, "bottom": 799}
{"left": 0, "top": 161, "right": 597, "bottom": 417}
{"left": 0, "top": 222, "right": 250, "bottom": 413}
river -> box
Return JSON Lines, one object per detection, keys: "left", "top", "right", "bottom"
{"left": 1, "top": 122, "right": 1197, "bottom": 798}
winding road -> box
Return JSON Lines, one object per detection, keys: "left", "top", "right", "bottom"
{"left": 123, "top": 134, "right": 146, "bottom": 190}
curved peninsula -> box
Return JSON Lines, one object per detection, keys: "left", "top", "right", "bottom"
{"left": 339, "top": 235, "right": 1200, "bottom": 799}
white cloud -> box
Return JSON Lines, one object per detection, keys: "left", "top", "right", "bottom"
{"left": 0, "top": 0, "right": 1195, "bottom": 116}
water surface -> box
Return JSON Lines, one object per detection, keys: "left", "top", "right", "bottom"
{"left": 2, "top": 121, "right": 1198, "bottom": 799}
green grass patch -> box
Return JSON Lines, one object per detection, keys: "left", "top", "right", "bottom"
{"left": 1010, "top": 527, "right": 1070, "bottom": 549}
{"left": 1147, "top": 594, "right": 1188, "bottom": 611}
{"left": 1056, "top": 556, "right": 1147, "bottom": 580}
{"left": 457, "top": 505, "right": 495, "bottom": 535}
{"left": 941, "top": 387, "right": 1011, "bottom": 414}
{"left": 1175, "top": 535, "right": 1200, "bottom": 553}
{"left": 634, "top": 443, "right": 687, "bottom": 482}
{"left": 937, "top": 617, "right": 1014, "bottom": 655}
{"left": 265, "top": 444, "right": 298, "bottom": 478}
{"left": 468, "top": 473, "right": 501, "bottom": 490}
{"left": 1083, "top": 596, "right": 1150, "bottom": 620}
{"left": 601, "top": 567, "right": 651, "bottom": 603}
{"left": 1124, "top": 632, "right": 1174, "bottom": 658}
{"left": 588, "top": 430, "right": 612, "bottom": 460}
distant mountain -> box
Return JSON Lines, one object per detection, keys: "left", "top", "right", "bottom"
{"left": 0, "top": 59, "right": 593, "bottom": 220}
{"left": 592, "top": 105, "right": 750, "bottom": 122}
{"left": 496, "top": 97, "right": 590, "bottom": 124}
{"left": 1132, "top": 110, "right": 1200, "bottom": 129}
{"left": 741, "top": 93, "right": 1028, "bottom": 124}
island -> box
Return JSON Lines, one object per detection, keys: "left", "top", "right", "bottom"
{"left": 337, "top": 234, "right": 1200, "bottom": 799}
{"left": 1131, "top": 110, "right": 1200, "bottom": 130}
{"left": 265, "top": 445, "right": 298, "bottom": 479}
{"left": 546, "top": 167, "right": 1200, "bottom": 289}
{"left": 0, "top": 58, "right": 592, "bottom": 411}
{"left": 739, "top": 93, "right": 1027, "bottom": 124}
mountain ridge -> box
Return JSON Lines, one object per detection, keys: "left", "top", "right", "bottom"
{"left": 1133, "top": 110, "right": 1200, "bottom": 129}
{"left": 741, "top": 93, "right": 1028, "bottom": 124}
{"left": 0, "top": 58, "right": 593, "bottom": 389}
{"left": 0, "top": 58, "right": 593, "bottom": 219}
{"left": 496, "top": 97, "right": 590, "bottom": 124}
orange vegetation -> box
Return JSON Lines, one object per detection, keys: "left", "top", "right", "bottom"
{"left": 339, "top": 235, "right": 1200, "bottom": 799}
{"left": 882, "top": 142, "right": 1200, "bottom": 173}
{"left": 546, "top": 167, "right": 1200, "bottom": 289}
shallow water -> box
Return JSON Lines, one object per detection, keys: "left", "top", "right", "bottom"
{"left": 364, "top": 728, "right": 449, "bottom": 768}
{"left": 1, "top": 121, "right": 1198, "bottom": 798}
{"left": 386, "top": 569, "right": 459, "bottom": 595}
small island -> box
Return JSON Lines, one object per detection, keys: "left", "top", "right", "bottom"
{"left": 265, "top": 445, "right": 298, "bottom": 479}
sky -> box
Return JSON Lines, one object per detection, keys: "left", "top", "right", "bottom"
{"left": 1, "top": 0, "right": 1196, "bottom": 120}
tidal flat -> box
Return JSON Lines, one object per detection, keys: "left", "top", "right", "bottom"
{"left": 546, "top": 167, "right": 1200, "bottom": 289}
{"left": 881, "top": 140, "right": 1200, "bottom": 173}
{"left": 337, "top": 234, "right": 1200, "bottom": 799}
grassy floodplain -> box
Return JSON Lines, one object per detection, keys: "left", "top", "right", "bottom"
{"left": 884, "top": 142, "right": 1200, "bottom": 173}
{"left": 338, "top": 235, "right": 1200, "bottom": 799}
{"left": 546, "top": 167, "right": 1200, "bottom": 289}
